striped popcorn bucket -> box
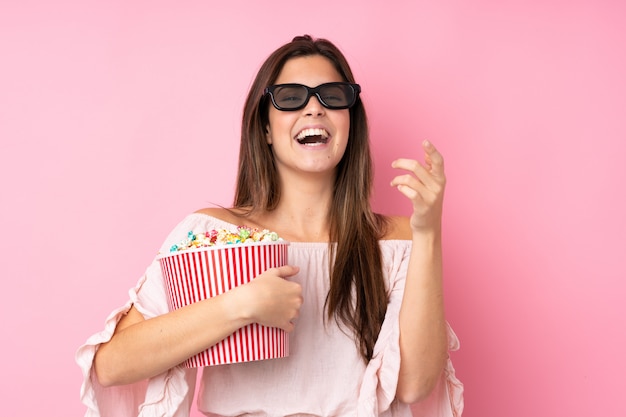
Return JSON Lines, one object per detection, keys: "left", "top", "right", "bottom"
{"left": 157, "top": 241, "right": 290, "bottom": 367}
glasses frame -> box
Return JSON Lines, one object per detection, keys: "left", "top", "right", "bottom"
{"left": 264, "top": 82, "right": 361, "bottom": 111}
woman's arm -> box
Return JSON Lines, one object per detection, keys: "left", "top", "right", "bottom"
{"left": 94, "top": 265, "right": 302, "bottom": 386}
{"left": 390, "top": 140, "right": 449, "bottom": 404}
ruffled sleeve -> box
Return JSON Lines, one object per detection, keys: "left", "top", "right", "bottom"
{"left": 357, "top": 241, "right": 464, "bottom": 417}
{"left": 75, "top": 213, "right": 221, "bottom": 417}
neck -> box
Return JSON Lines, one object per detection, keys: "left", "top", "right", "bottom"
{"left": 264, "top": 172, "right": 334, "bottom": 242}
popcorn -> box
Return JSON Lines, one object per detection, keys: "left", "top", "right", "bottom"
{"left": 169, "top": 226, "right": 282, "bottom": 252}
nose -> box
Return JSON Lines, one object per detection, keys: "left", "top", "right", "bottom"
{"left": 303, "top": 94, "right": 325, "bottom": 116}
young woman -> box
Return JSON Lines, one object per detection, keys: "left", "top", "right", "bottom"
{"left": 77, "top": 35, "right": 463, "bottom": 417}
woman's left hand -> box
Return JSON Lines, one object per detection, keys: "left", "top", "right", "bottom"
{"left": 390, "top": 140, "right": 446, "bottom": 234}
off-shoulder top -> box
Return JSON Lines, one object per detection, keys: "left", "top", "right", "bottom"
{"left": 76, "top": 213, "right": 463, "bottom": 417}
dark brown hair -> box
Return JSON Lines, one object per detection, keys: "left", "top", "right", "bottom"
{"left": 233, "top": 35, "right": 388, "bottom": 361}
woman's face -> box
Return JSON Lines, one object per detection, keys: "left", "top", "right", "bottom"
{"left": 266, "top": 55, "right": 350, "bottom": 179}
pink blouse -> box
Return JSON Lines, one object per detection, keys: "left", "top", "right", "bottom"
{"left": 76, "top": 213, "right": 463, "bottom": 416}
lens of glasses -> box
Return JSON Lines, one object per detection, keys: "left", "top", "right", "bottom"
{"left": 272, "top": 85, "right": 309, "bottom": 109}
{"left": 268, "top": 83, "right": 359, "bottom": 110}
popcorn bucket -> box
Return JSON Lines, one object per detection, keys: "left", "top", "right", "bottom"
{"left": 157, "top": 241, "right": 290, "bottom": 367}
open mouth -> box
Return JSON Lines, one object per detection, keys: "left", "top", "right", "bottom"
{"left": 295, "top": 128, "right": 330, "bottom": 146}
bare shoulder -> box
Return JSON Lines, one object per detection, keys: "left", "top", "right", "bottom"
{"left": 381, "top": 215, "right": 413, "bottom": 240}
{"left": 194, "top": 207, "right": 242, "bottom": 224}
{"left": 194, "top": 206, "right": 262, "bottom": 228}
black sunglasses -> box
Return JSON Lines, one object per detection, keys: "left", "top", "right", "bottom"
{"left": 264, "top": 82, "right": 361, "bottom": 111}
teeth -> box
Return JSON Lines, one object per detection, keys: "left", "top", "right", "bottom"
{"left": 296, "top": 128, "right": 329, "bottom": 140}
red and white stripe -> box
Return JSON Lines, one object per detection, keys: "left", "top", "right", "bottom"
{"left": 158, "top": 242, "right": 290, "bottom": 367}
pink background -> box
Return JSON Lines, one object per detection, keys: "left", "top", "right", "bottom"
{"left": 1, "top": 1, "right": 625, "bottom": 416}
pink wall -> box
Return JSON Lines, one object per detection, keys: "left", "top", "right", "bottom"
{"left": 1, "top": 1, "right": 624, "bottom": 416}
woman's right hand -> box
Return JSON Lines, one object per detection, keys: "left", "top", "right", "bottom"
{"left": 234, "top": 265, "right": 302, "bottom": 332}
{"left": 95, "top": 265, "right": 302, "bottom": 386}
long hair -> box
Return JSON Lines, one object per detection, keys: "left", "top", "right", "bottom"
{"left": 233, "top": 35, "right": 388, "bottom": 361}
